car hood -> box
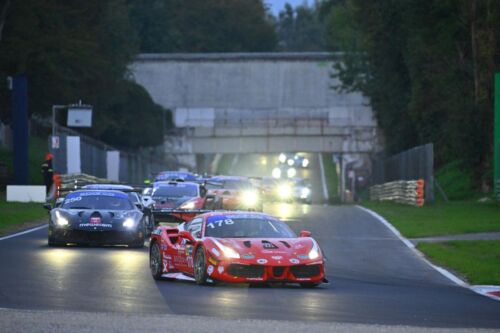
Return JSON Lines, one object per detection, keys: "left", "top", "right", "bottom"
{"left": 208, "top": 237, "right": 318, "bottom": 265}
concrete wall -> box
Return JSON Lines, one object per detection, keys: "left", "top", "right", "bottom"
{"left": 130, "top": 53, "right": 380, "bottom": 154}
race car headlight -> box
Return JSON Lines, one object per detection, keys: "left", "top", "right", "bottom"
{"left": 272, "top": 167, "right": 282, "bottom": 179}
{"left": 241, "top": 190, "right": 259, "bottom": 206}
{"left": 123, "top": 218, "right": 135, "bottom": 228}
{"left": 278, "top": 153, "right": 287, "bottom": 163}
{"left": 287, "top": 167, "right": 297, "bottom": 178}
{"left": 302, "top": 158, "right": 309, "bottom": 168}
{"left": 179, "top": 201, "right": 196, "bottom": 210}
{"left": 221, "top": 245, "right": 240, "bottom": 259}
{"left": 55, "top": 211, "right": 69, "bottom": 226}
{"left": 309, "top": 247, "right": 319, "bottom": 260}
{"left": 213, "top": 239, "right": 240, "bottom": 259}
{"left": 300, "top": 188, "right": 311, "bottom": 198}
{"left": 287, "top": 159, "right": 295, "bottom": 166}
{"left": 278, "top": 184, "right": 292, "bottom": 199}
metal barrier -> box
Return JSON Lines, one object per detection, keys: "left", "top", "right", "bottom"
{"left": 370, "top": 179, "right": 425, "bottom": 206}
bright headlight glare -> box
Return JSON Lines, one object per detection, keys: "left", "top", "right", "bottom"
{"left": 180, "top": 201, "right": 196, "bottom": 210}
{"left": 214, "top": 240, "right": 240, "bottom": 259}
{"left": 301, "top": 188, "right": 311, "bottom": 198}
{"left": 287, "top": 159, "right": 295, "bottom": 166}
{"left": 241, "top": 190, "right": 259, "bottom": 206}
{"left": 55, "top": 211, "right": 68, "bottom": 226}
{"left": 302, "top": 158, "right": 309, "bottom": 168}
{"left": 123, "top": 218, "right": 135, "bottom": 228}
{"left": 308, "top": 241, "right": 320, "bottom": 259}
{"left": 278, "top": 153, "right": 286, "bottom": 163}
{"left": 278, "top": 184, "right": 292, "bottom": 199}
{"left": 272, "top": 167, "right": 282, "bottom": 179}
{"left": 287, "top": 167, "right": 297, "bottom": 178}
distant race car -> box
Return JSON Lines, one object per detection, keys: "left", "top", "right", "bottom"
{"left": 290, "top": 178, "right": 312, "bottom": 204}
{"left": 149, "top": 211, "right": 327, "bottom": 287}
{"left": 155, "top": 171, "right": 198, "bottom": 182}
{"left": 278, "top": 153, "right": 309, "bottom": 169}
{"left": 45, "top": 190, "right": 146, "bottom": 247}
{"left": 207, "top": 176, "right": 263, "bottom": 211}
{"left": 150, "top": 181, "right": 222, "bottom": 223}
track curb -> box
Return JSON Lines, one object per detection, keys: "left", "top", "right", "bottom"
{"left": 356, "top": 205, "right": 500, "bottom": 302}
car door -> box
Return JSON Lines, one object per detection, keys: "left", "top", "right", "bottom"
{"left": 175, "top": 217, "right": 203, "bottom": 274}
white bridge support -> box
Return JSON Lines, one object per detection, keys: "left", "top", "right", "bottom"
{"left": 130, "top": 53, "right": 381, "bottom": 154}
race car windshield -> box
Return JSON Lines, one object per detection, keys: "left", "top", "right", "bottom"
{"left": 205, "top": 217, "right": 296, "bottom": 238}
{"left": 62, "top": 195, "right": 134, "bottom": 210}
{"left": 152, "top": 186, "right": 198, "bottom": 198}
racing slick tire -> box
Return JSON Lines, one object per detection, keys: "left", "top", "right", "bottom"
{"left": 300, "top": 282, "right": 320, "bottom": 288}
{"left": 194, "top": 247, "right": 209, "bottom": 285}
{"left": 150, "top": 241, "right": 163, "bottom": 280}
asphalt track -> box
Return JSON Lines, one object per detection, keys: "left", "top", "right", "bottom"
{"left": 1, "top": 155, "right": 500, "bottom": 329}
{"left": 1, "top": 204, "right": 500, "bottom": 328}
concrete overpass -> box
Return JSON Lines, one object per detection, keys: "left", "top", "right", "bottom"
{"left": 130, "top": 52, "right": 381, "bottom": 154}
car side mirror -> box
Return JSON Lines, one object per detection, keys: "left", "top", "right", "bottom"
{"left": 299, "top": 230, "right": 311, "bottom": 237}
{"left": 179, "top": 230, "right": 196, "bottom": 244}
{"left": 135, "top": 203, "right": 143, "bottom": 210}
{"left": 43, "top": 203, "right": 52, "bottom": 211}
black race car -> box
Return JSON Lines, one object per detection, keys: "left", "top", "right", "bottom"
{"left": 44, "top": 190, "right": 146, "bottom": 247}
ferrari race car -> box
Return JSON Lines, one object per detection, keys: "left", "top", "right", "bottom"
{"left": 149, "top": 211, "right": 327, "bottom": 287}
{"left": 150, "top": 181, "right": 222, "bottom": 223}
{"left": 206, "top": 176, "right": 263, "bottom": 211}
{"left": 45, "top": 190, "right": 146, "bottom": 247}
{"left": 155, "top": 171, "right": 198, "bottom": 182}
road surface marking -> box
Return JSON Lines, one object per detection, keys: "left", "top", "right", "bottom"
{"left": 0, "top": 224, "right": 47, "bottom": 241}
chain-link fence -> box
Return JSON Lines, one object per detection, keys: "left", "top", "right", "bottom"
{"left": 371, "top": 143, "right": 434, "bottom": 202}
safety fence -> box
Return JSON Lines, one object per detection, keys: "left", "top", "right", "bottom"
{"left": 49, "top": 124, "right": 166, "bottom": 184}
{"left": 371, "top": 143, "right": 434, "bottom": 202}
{"left": 370, "top": 179, "right": 425, "bottom": 206}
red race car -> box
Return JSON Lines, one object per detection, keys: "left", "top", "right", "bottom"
{"left": 149, "top": 211, "right": 327, "bottom": 287}
{"left": 206, "top": 176, "right": 263, "bottom": 211}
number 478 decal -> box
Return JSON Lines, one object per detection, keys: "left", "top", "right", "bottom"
{"left": 206, "top": 219, "right": 234, "bottom": 229}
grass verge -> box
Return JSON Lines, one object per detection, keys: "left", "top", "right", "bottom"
{"left": 362, "top": 201, "right": 500, "bottom": 238}
{"left": 322, "top": 153, "right": 340, "bottom": 203}
{"left": 417, "top": 241, "right": 500, "bottom": 285}
{"left": 0, "top": 195, "right": 47, "bottom": 236}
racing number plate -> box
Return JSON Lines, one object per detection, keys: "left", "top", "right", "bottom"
{"left": 89, "top": 217, "right": 102, "bottom": 224}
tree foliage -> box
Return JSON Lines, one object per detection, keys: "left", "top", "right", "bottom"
{"left": 128, "top": 0, "right": 277, "bottom": 53}
{"left": 326, "top": 0, "right": 500, "bottom": 188}
{"left": 276, "top": 2, "right": 327, "bottom": 51}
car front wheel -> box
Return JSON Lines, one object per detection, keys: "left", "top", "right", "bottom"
{"left": 194, "top": 247, "right": 208, "bottom": 285}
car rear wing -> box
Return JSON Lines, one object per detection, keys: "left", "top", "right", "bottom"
{"left": 151, "top": 208, "right": 214, "bottom": 223}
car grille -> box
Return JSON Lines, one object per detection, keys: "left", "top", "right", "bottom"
{"left": 228, "top": 264, "right": 264, "bottom": 278}
{"left": 290, "top": 265, "right": 321, "bottom": 278}
{"left": 272, "top": 267, "right": 285, "bottom": 277}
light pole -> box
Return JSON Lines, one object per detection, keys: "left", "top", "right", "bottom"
{"left": 51, "top": 105, "right": 66, "bottom": 136}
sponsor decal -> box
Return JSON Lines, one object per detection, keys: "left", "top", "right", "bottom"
{"left": 185, "top": 245, "right": 193, "bottom": 256}
{"left": 262, "top": 242, "right": 277, "bottom": 249}
{"left": 257, "top": 258, "right": 268, "bottom": 264}
{"left": 161, "top": 244, "right": 167, "bottom": 250}
{"left": 298, "top": 254, "right": 309, "bottom": 260}
{"left": 247, "top": 277, "right": 264, "bottom": 281}
{"left": 271, "top": 256, "right": 283, "bottom": 260}
{"left": 79, "top": 223, "right": 112, "bottom": 228}
{"left": 206, "top": 218, "right": 234, "bottom": 229}
{"left": 211, "top": 248, "right": 220, "bottom": 257}
{"left": 89, "top": 217, "right": 101, "bottom": 224}
{"left": 207, "top": 265, "right": 214, "bottom": 276}
{"left": 208, "top": 257, "right": 218, "bottom": 265}
{"left": 289, "top": 258, "right": 300, "bottom": 264}
{"left": 218, "top": 266, "right": 224, "bottom": 274}
{"left": 242, "top": 253, "right": 255, "bottom": 259}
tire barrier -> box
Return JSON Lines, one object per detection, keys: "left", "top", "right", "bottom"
{"left": 57, "top": 173, "right": 117, "bottom": 197}
{"left": 369, "top": 179, "right": 425, "bottom": 206}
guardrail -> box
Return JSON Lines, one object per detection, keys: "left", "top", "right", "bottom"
{"left": 369, "top": 179, "right": 425, "bottom": 206}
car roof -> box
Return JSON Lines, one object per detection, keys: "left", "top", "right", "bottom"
{"left": 153, "top": 181, "right": 199, "bottom": 188}
{"left": 211, "top": 176, "right": 248, "bottom": 181}
{"left": 65, "top": 190, "right": 130, "bottom": 199}
{"left": 82, "top": 184, "right": 133, "bottom": 190}
{"left": 199, "top": 210, "right": 273, "bottom": 220}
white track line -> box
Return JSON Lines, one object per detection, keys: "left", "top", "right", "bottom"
{"left": 0, "top": 224, "right": 47, "bottom": 241}
{"left": 318, "top": 154, "right": 329, "bottom": 202}
{"left": 356, "top": 205, "right": 468, "bottom": 287}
